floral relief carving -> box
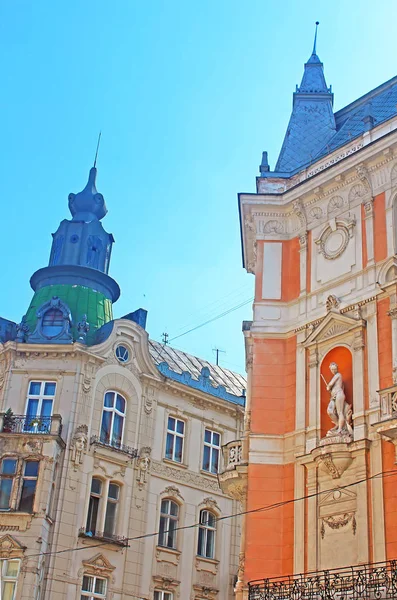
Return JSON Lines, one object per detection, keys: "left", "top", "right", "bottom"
{"left": 327, "top": 196, "right": 345, "bottom": 216}
{"left": 320, "top": 513, "right": 356, "bottom": 539}
{"left": 151, "top": 461, "right": 220, "bottom": 492}
{"left": 263, "top": 219, "right": 284, "bottom": 234}
{"left": 292, "top": 199, "right": 307, "bottom": 229}
{"left": 309, "top": 206, "right": 323, "bottom": 221}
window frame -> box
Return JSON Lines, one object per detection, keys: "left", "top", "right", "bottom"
{"left": 165, "top": 416, "right": 185, "bottom": 464}
{"left": 158, "top": 498, "right": 179, "bottom": 550}
{"left": 25, "top": 380, "right": 56, "bottom": 432}
{"left": 154, "top": 591, "right": 173, "bottom": 600}
{"left": 80, "top": 574, "right": 107, "bottom": 599}
{"left": 1, "top": 558, "right": 21, "bottom": 600}
{"left": 18, "top": 460, "right": 40, "bottom": 513}
{"left": 85, "top": 477, "right": 122, "bottom": 540}
{"left": 100, "top": 391, "right": 126, "bottom": 449}
{"left": 0, "top": 458, "right": 40, "bottom": 513}
{"left": 0, "top": 458, "right": 18, "bottom": 511}
{"left": 202, "top": 428, "right": 221, "bottom": 474}
{"left": 197, "top": 508, "right": 217, "bottom": 559}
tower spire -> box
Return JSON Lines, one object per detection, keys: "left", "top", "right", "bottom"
{"left": 313, "top": 21, "right": 319, "bottom": 55}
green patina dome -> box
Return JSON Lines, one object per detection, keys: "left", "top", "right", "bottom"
{"left": 25, "top": 284, "right": 113, "bottom": 345}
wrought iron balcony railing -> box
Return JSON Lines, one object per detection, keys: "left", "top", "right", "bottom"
{"left": 0, "top": 414, "right": 62, "bottom": 436}
{"left": 248, "top": 559, "right": 397, "bottom": 600}
{"left": 78, "top": 527, "right": 129, "bottom": 547}
{"left": 90, "top": 435, "right": 138, "bottom": 458}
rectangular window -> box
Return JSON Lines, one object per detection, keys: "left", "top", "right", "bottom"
{"left": 0, "top": 459, "right": 17, "bottom": 510}
{"left": 19, "top": 461, "right": 39, "bottom": 512}
{"left": 202, "top": 429, "right": 220, "bottom": 474}
{"left": 86, "top": 478, "right": 102, "bottom": 535}
{"left": 165, "top": 417, "right": 185, "bottom": 463}
{"left": 25, "top": 381, "right": 56, "bottom": 433}
{"left": 81, "top": 575, "right": 107, "bottom": 599}
{"left": 154, "top": 591, "right": 172, "bottom": 600}
{"left": 1, "top": 559, "right": 20, "bottom": 600}
{"left": 104, "top": 483, "right": 120, "bottom": 537}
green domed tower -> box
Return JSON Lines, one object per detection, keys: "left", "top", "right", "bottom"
{"left": 21, "top": 167, "right": 120, "bottom": 345}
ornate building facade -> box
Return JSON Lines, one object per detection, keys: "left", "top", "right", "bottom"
{"left": 231, "top": 39, "right": 397, "bottom": 599}
{"left": 0, "top": 168, "right": 246, "bottom": 599}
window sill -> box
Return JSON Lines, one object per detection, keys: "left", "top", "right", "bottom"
{"left": 196, "top": 555, "right": 219, "bottom": 566}
{"left": 155, "top": 545, "right": 181, "bottom": 565}
{"left": 162, "top": 457, "right": 188, "bottom": 469}
{"left": 78, "top": 529, "right": 129, "bottom": 548}
{"left": 200, "top": 469, "right": 218, "bottom": 479}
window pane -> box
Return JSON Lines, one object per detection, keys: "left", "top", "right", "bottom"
{"left": 112, "top": 414, "right": 124, "bottom": 446}
{"left": 170, "top": 501, "right": 178, "bottom": 516}
{"left": 91, "top": 478, "right": 102, "bottom": 495}
{"left": 198, "top": 526, "right": 204, "bottom": 555}
{"left": 167, "top": 517, "right": 176, "bottom": 548}
{"left": 207, "top": 512, "right": 216, "bottom": 528}
{"left": 160, "top": 499, "right": 169, "bottom": 514}
{"left": 165, "top": 433, "right": 174, "bottom": 460}
{"left": 4, "top": 560, "right": 19, "bottom": 577}
{"left": 2, "top": 582, "right": 16, "bottom": 600}
{"left": 100, "top": 411, "right": 112, "bottom": 444}
{"left": 174, "top": 436, "right": 183, "bottom": 462}
{"left": 213, "top": 432, "right": 220, "bottom": 446}
{"left": 176, "top": 420, "right": 184, "bottom": 434}
{"left": 167, "top": 417, "right": 175, "bottom": 431}
{"left": 40, "top": 399, "right": 53, "bottom": 418}
{"left": 94, "top": 578, "right": 106, "bottom": 594}
{"left": 29, "top": 382, "right": 41, "bottom": 395}
{"left": 19, "top": 480, "right": 37, "bottom": 512}
{"left": 108, "top": 484, "right": 119, "bottom": 500}
{"left": 206, "top": 528, "right": 215, "bottom": 558}
{"left": 0, "top": 480, "right": 12, "bottom": 509}
{"left": 25, "top": 462, "right": 39, "bottom": 477}
{"left": 202, "top": 445, "right": 210, "bottom": 471}
{"left": 211, "top": 448, "right": 219, "bottom": 473}
{"left": 115, "top": 394, "right": 125, "bottom": 413}
{"left": 158, "top": 515, "right": 166, "bottom": 546}
{"left": 2, "top": 460, "right": 17, "bottom": 475}
{"left": 104, "top": 501, "right": 116, "bottom": 536}
{"left": 26, "top": 399, "right": 39, "bottom": 418}
{"left": 86, "top": 496, "right": 99, "bottom": 534}
{"left": 104, "top": 392, "right": 114, "bottom": 408}
{"left": 204, "top": 429, "right": 212, "bottom": 443}
{"left": 82, "top": 575, "right": 93, "bottom": 592}
{"left": 44, "top": 382, "right": 56, "bottom": 396}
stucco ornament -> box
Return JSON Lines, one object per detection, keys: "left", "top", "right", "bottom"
{"left": 71, "top": 424, "right": 88, "bottom": 467}
{"left": 136, "top": 446, "right": 151, "bottom": 487}
{"left": 322, "top": 363, "right": 353, "bottom": 440}
{"left": 315, "top": 217, "right": 355, "bottom": 260}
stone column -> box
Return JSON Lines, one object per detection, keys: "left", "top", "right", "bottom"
{"left": 352, "top": 330, "right": 366, "bottom": 440}
{"left": 363, "top": 199, "right": 375, "bottom": 265}
{"left": 306, "top": 463, "right": 318, "bottom": 571}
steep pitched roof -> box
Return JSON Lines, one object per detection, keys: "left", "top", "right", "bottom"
{"left": 149, "top": 339, "right": 246, "bottom": 402}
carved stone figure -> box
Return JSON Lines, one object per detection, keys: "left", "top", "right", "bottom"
{"left": 323, "top": 363, "right": 353, "bottom": 439}
{"left": 16, "top": 315, "right": 30, "bottom": 343}
{"left": 71, "top": 424, "right": 88, "bottom": 466}
{"left": 77, "top": 314, "right": 90, "bottom": 343}
{"left": 136, "top": 447, "right": 151, "bottom": 486}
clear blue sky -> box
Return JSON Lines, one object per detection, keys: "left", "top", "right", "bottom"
{"left": 1, "top": 0, "right": 396, "bottom": 374}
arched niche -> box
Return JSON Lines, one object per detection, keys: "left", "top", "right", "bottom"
{"left": 320, "top": 346, "right": 353, "bottom": 439}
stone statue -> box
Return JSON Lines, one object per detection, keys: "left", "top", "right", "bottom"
{"left": 71, "top": 424, "right": 88, "bottom": 467}
{"left": 136, "top": 447, "right": 151, "bottom": 487}
{"left": 323, "top": 362, "right": 353, "bottom": 438}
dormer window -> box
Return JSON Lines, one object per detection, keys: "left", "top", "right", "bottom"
{"left": 28, "top": 296, "right": 73, "bottom": 344}
{"left": 42, "top": 308, "right": 64, "bottom": 338}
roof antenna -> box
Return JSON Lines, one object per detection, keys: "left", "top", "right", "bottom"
{"left": 313, "top": 21, "right": 319, "bottom": 55}
{"left": 93, "top": 131, "right": 102, "bottom": 168}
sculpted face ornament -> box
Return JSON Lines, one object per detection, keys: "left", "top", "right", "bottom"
{"left": 321, "top": 362, "right": 353, "bottom": 440}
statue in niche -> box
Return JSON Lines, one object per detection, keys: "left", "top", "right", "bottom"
{"left": 323, "top": 362, "right": 353, "bottom": 439}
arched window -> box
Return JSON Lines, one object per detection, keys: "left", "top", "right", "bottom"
{"left": 197, "top": 509, "right": 216, "bottom": 559}
{"left": 41, "top": 308, "right": 64, "bottom": 338}
{"left": 158, "top": 499, "right": 179, "bottom": 549}
{"left": 100, "top": 392, "right": 126, "bottom": 448}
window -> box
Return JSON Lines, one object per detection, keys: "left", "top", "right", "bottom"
{"left": 41, "top": 308, "right": 64, "bottom": 338}
{"left": 0, "top": 459, "right": 17, "bottom": 510}
{"left": 202, "top": 429, "right": 220, "bottom": 474}
{"left": 158, "top": 499, "right": 178, "bottom": 549}
{"left": 19, "top": 461, "right": 39, "bottom": 512}
{"left": 104, "top": 483, "right": 120, "bottom": 537}
{"left": 81, "top": 575, "right": 107, "bottom": 599}
{"left": 115, "top": 345, "right": 129, "bottom": 363}
{"left": 86, "top": 478, "right": 102, "bottom": 535}
{"left": 165, "top": 417, "right": 184, "bottom": 463}
{"left": 1, "top": 559, "right": 20, "bottom": 600}
{"left": 100, "top": 391, "right": 126, "bottom": 448}
{"left": 25, "top": 381, "right": 56, "bottom": 432}
{"left": 197, "top": 509, "right": 216, "bottom": 559}
{"left": 154, "top": 592, "right": 172, "bottom": 600}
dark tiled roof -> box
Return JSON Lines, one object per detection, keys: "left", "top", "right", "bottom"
{"left": 149, "top": 340, "right": 246, "bottom": 400}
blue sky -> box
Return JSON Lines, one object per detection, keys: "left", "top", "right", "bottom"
{"left": 1, "top": 0, "right": 396, "bottom": 374}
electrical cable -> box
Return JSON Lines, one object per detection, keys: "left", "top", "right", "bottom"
{"left": 168, "top": 296, "right": 254, "bottom": 342}
{"left": 25, "top": 468, "right": 397, "bottom": 560}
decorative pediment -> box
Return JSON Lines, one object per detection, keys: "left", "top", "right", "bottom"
{"left": 199, "top": 497, "right": 220, "bottom": 513}
{"left": 82, "top": 553, "right": 116, "bottom": 576}
{"left": 161, "top": 486, "right": 184, "bottom": 501}
{"left": 304, "top": 311, "right": 365, "bottom": 347}
{"left": 319, "top": 486, "right": 356, "bottom": 507}
{"left": 0, "top": 535, "right": 25, "bottom": 558}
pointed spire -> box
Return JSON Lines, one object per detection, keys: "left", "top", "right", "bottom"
{"left": 313, "top": 21, "right": 319, "bottom": 55}
{"left": 68, "top": 167, "right": 107, "bottom": 222}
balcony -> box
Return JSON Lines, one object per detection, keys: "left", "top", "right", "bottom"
{"left": 90, "top": 435, "right": 138, "bottom": 459}
{"left": 218, "top": 440, "right": 247, "bottom": 503}
{"left": 372, "top": 385, "right": 397, "bottom": 440}
{"left": 248, "top": 559, "right": 397, "bottom": 599}
{"left": 78, "top": 527, "right": 129, "bottom": 547}
{"left": 0, "top": 414, "right": 62, "bottom": 436}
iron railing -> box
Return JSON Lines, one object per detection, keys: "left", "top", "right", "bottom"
{"left": 248, "top": 559, "right": 397, "bottom": 599}
{"left": 1, "top": 415, "right": 62, "bottom": 436}
{"left": 90, "top": 435, "right": 138, "bottom": 458}
{"left": 78, "top": 527, "right": 129, "bottom": 547}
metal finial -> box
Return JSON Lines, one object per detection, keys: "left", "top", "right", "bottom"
{"left": 93, "top": 131, "right": 102, "bottom": 168}
{"left": 313, "top": 21, "right": 319, "bottom": 55}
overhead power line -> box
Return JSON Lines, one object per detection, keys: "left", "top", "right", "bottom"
{"left": 25, "top": 469, "right": 397, "bottom": 560}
